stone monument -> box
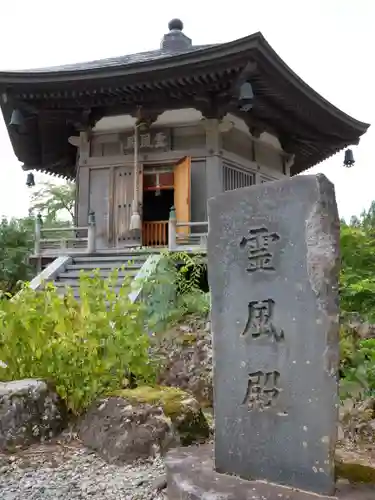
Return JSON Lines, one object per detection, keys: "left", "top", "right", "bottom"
{"left": 208, "top": 174, "right": 340, "bottom": 496}
{"left": 165, "top": 175, "right": 366, "bottom": 499}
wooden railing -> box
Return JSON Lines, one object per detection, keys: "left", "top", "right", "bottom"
{"left": 143, "top": 221, "right": 168, "bottom": 247}
{"left": 34, "top": 212, "right": 97, "bottom": 258}
{"left": 168, "top": 208, "right": 208, "bottom": 251}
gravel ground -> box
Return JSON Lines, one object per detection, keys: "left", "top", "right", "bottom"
{"left": 0, "top": 442, "right": 167, "bottom": 500}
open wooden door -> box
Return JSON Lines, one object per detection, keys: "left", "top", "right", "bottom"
{"left": 174, "top": 156, "right": 191, "bottom": 236}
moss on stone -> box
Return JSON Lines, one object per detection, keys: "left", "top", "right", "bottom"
{"left": 110, "top": 385, "right": 210, "bottom": 446}
{"left": 112, "top": 386, "right": 186, "bottom": 416}
{"left": 336, "top": 460, "right": 375, "bottom": 484}
{"left": 335, "top": 448, "right": 375, "bottom": 484}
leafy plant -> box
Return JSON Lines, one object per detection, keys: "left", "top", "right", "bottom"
{"left": 340, "top": 223, "right": 375, "bottom": 321}
{"left": 0, "top": 216, "right": 34, "bottom": 295}
{"left": 141, "top": 251, "right": 209, "bottom": 332}
{"left": 340, "top": 322, "right": 375, "bottom": 400}
{"left": 168, "top": 251, "right": 206, "bottom": 295}
{"left": 0, "top": 269, "right": 154, "bottom": 414}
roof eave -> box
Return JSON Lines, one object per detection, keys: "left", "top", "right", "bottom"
{"left": 256, "top": 37, "right": 370, "bottom": 136}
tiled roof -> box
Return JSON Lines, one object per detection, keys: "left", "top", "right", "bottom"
{"left": 8, "top": 44, "right": 214, "bottom": 73}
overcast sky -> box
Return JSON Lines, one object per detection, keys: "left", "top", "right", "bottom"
{"left": 0, "top": 0, "right": 373, "bottom": 221}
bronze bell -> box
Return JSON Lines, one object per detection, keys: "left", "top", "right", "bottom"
{"left": 9, "top": 109, "right": 24, "bottom": 130}
{"left": 238, "top": 82, "right": 254, "bottom": 112}
{"left": 26, "top": 172, "right": 35, "bottom": 187}
{"left": 343, "top": 148, "right": 355, "bottom": 168}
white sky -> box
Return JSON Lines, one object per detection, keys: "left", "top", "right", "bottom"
{"left": 0, "top": 0, "right": 373, "bottom": 221}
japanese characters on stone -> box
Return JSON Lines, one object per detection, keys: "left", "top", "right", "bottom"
{"left": 240, "top": 226, "right": 280, "bottom": 273}
{"left": 240, "top": 225, "right": 284, "bottom": 410}
{"left": 241, "top": 299, "right": 284, "bottom": 342}
{"left": 242, "top": 371, "right": 281, "bottom": 410}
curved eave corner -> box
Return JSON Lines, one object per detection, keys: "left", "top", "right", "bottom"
{"left": 255, "top": 36, "right": 370, "bottom": 137}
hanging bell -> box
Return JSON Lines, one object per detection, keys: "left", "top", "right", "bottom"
{"left": 343, "top": 148, "right": 355, "bottom": 168}
{"left": 9, "top": 109, "right": 24, "bottom": 131}
{"left": 238, "top": 82, "right": 254, "bottom": 112}
{"left": 26, "top": 172, "right": 35, "bottom": 188}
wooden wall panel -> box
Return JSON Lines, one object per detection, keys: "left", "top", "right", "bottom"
{"left": 89, "top": 168, "right": 110, "bottom": 249}
{"left": 190, "top": 160, "right": 207, "bottom": 230}
{"left": 255, "top": 141, "right": 283, "bottom": 172}
{"left": 113, "top": 166, "right": 140, "bottom": 245}
{"left": 172, "top": 125, "right": 205, "bottom": 150}
{"left": 222, "top": 129, "right": 284, "bottom": 173}
{"left": 76, "top": 166, "right": 90, "bottom": 227}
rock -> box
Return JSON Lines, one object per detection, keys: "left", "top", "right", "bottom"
{"left": 79, "top": 386, "right": 210, "bottom": 464}
{"left": 336, "top": 447, "right": 375, "bottom": 484}
{"left": 340, "top": 398, "right": 375, "bottom": 444}
{"left": 154, "top": 323, "right": 213, "bottom": 407}
{"left": 0, "top": 379, "right": 67, "bottom": 451}
{"left": 151, "top": 473, "right": 167, "bottom": 491}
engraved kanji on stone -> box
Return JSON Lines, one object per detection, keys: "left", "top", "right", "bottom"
{"left": 240, "top": 226, "right": 280, "bottom": 272}
{"left": 241, "top": 299, "right": 284, "bottom": 341}
{"left": 242, "top": 370, "right": 281, "bottom": 410}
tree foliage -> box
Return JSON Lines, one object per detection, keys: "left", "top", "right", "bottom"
{"left": 30, "top": 181, "right": 75, "bottom": 224}
{"left": 0, "top": 217, "right": 34, "bottom": 295}
{"left": 340, "top": 211, "right": 375, "bottom": 321}
{"left": 0, "top": 181, "right": 77, "bottom": 295}
{"left": 340, "top": 203, "right": 375, "bottom": 400}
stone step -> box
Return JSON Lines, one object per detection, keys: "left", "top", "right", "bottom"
{"left": 72, "top": 254, "right": 151, "bottom": 264}
{"left": 65, "top": 263, "right": 143, "bottom": 272}
{"left": 60, "top": 264, "right": 141, "bottom": 275}
{"left": 54, "top": 277, "right": 135, "bottom": 288}
{"left": 52, "top": 283, "right": 129, "bottom": 296}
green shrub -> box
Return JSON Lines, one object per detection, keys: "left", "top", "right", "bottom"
{"left": 141, "top": 251, "right": 209, "bottom": 332}
{"left": 0, "top": 217, "right": 33, "bottom": 295}
{"left": 0, "top": 269, "right": 155, "bottom": 414}
{"left": 340, "top": 323, "right": 375, "bottom": 400}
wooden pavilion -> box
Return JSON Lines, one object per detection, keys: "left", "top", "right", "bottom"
{"left": 0, "top": 19, "right": 370, "bottom": 252}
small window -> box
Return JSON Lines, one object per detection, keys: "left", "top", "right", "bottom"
{"left": 223, "top": 162, "right": 255, "bottom": 192}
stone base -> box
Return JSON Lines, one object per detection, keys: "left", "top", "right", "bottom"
{"left": 165, "top": 445, "right": 374, "bottom": 500}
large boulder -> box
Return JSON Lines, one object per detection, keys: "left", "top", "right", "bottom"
{"left": 79, "top": 386, "right": 210, "bottom": 464}
{"left": 0, "top": 379, "right": 67, "bottom": 451}
{"left": 153, "top": 320, "right": 213, "bottom": 407}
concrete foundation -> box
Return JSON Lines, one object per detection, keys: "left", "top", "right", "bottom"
{"left": 165, "top": 445, "right": 374, "bottom": 500}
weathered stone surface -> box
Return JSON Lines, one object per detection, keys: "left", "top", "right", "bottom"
{"left": 0, "top": 379, "right": 67, "bottom": 451}
{"left": 79, "top": 386, "right": 209, "bottom": 464}
{"left": 165, "top": 445, "right": 374, "bottom": 500}
{"left": 154, "top": 320, "right": 213, "bottom": 406}
{"left": 207, "top": 175, "right": 340, "bottom": 495}
{"left": 336, "top": 447, "right": 375, "bottom": 484}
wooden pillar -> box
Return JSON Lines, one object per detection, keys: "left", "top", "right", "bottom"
{"left": 34, "top": 214, "right": 42, "bottom": 274}
{"left": 77, "top": 131, "right": 91, "bottom": 228}
{"left": 204, "top": 119, "right": 223, "bottom": 199}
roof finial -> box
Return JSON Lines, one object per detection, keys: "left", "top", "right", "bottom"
{"left": 161, "top": 19, "right": 191, "bottom": 51}
{"left": 168, "top": 19, "right": 183, "bottom": 31}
